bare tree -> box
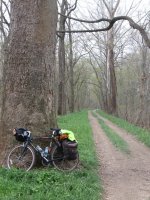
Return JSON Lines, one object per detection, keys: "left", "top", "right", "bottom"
{"left": 0, "top": 0, "right": 11, "bottom": 81}
{"left": 57, "top": 0, "right": 67, "bottom": 115}
{"left": 102, "top": 0, "right": 120, "bottom": 115}
{"left": 0, "top": 0, "right": 10, "bottom": 41}
{"left": 57, "top": 0, "right": 78, "bottom": 115}
{"left": 68, "top": 17, "right": 74, "bottom": 112}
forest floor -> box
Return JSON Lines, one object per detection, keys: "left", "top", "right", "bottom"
{"left": 89, "top": 111, "right": 150, "bottom": 200}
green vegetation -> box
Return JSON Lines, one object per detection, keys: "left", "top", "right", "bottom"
{"left": 92, "top": 112, "right": 129, "bottom": 154}
{"left": 97, "top": 110, "right": 150, "bottom": 148}
{"left": 0, "top": 111, "right": 102, "bottom": 200}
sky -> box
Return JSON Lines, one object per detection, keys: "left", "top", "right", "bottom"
{"left": 73, "top": 0, "right": 150, "bottom": 21}
{"left": 66, "top": 0, "right": 150, "bottom": 37}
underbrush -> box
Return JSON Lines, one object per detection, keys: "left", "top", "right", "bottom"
{"left": 0, "top": 111, "right": 102, "bottom": 200}
{"left": 97, "top": 110, "right": 150, "bottom": 148}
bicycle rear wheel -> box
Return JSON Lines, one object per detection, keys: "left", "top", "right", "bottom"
{"left": 7, "top": 145, "right": 35, "bottom": 171}
{"left": 51, "top": 145, "right": 79, "bottom": 172}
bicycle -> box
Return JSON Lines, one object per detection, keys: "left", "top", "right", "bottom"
{"left": 7, "top": 128, "right": 79, "bottom": 172}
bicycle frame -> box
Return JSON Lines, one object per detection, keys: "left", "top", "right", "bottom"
{"left": 22, "top": 133, "right": 63, "bottom": 164}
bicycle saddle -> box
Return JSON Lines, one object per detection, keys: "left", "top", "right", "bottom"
{"left": 50, "top": 128, "right": 61, "bottom": 134}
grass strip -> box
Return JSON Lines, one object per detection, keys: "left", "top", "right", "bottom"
{"left": 0, "top": 111, "right": 102, "bottom": 200}
{"left": 92, "top": 112, "right": 129, "bottom": 154}
{"left": 97, "top": 110, "right": 150, "bottom": 148}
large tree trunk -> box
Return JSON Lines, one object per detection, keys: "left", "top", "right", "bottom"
{"left": 0, "top": 0, "right": 58, "bottom": 157}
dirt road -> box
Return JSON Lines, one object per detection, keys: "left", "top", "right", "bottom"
{"left": 89, "top": 112, "right": 150, "bottom": 200}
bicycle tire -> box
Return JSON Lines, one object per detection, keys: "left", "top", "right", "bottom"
{"left": 7, "top": 145, "right": 35, "bottom": 171}
{"left": 51, "top": 145, "right": 79, "bottom": 172}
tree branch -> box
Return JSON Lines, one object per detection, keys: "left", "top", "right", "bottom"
{"left": 113, "top": 0, "right": 121, "bottom": 16}
{"left": 2, "top": 0, "right": 11, "bottom": 17}
{"left": 58, "top": 12, "right": 111, "bottom": 23}
{"left": 67, "top": 0, "right": 78, "bottom": 16}
{"left": 57, "top": 15, "right": 150, "bottom": 48}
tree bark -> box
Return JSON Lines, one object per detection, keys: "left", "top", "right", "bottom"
{"left": 1, "top": 0, "right": 58, "bottom": 144}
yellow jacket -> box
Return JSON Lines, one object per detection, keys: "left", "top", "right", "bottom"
{"left": 60, "top": 129, "right": 76, "bottom": 141}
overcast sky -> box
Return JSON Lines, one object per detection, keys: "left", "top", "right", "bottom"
{"left": 73, "top": 0, "right": 150, "bottom": 21}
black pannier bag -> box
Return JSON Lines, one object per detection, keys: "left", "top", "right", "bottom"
{"left": 62, "top": 139, "right": 78, "bottom": 160}
{"left": 14, "top": 128, "right": 29, "bottom": 142}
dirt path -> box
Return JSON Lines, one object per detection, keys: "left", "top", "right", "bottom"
{"left": 88, "top": 112, "right": 150, "bottom": 200}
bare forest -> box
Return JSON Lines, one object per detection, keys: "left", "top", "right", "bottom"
{"left": 0, "top": 0, "right": 149, "bottom": 137}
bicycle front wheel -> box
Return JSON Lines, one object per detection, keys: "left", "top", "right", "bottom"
{"left": 7, "top": 145, "right": 35, "bottom": 171}
{"left": 51, "top": 145, "right": 79, "bottom": 172}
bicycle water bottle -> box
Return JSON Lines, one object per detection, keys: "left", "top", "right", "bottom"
{"left": 36, "top": 145, "right": 44, "bottom": 156}
{"left": 44, "top": 147, "right": 49, "bottom": 157}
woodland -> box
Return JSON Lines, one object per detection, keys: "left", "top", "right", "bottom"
{"left": 0, "top": 0, "right": 150, "bottom": 158}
